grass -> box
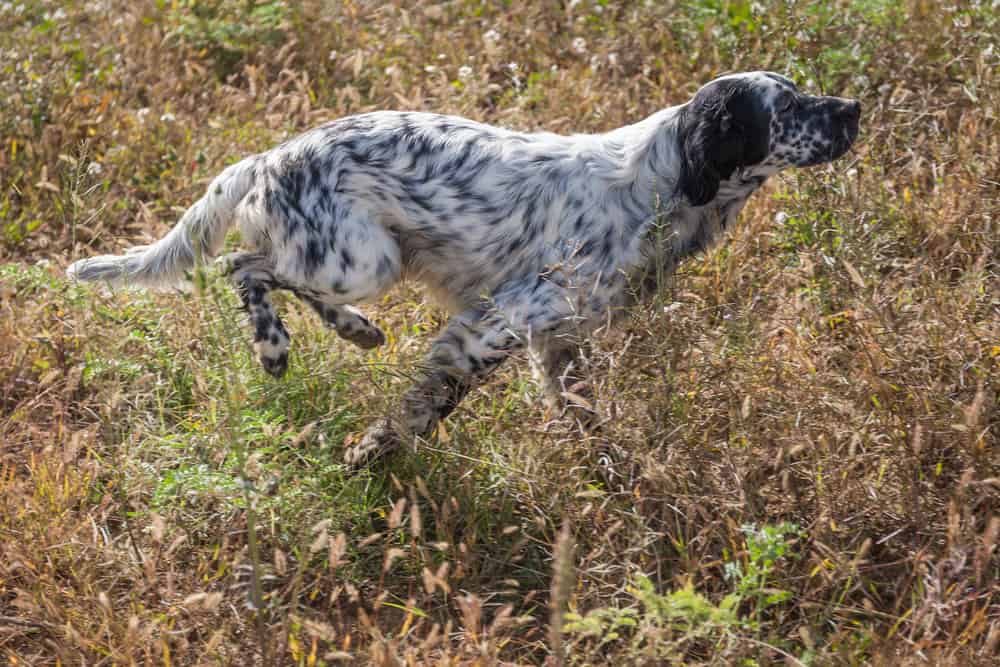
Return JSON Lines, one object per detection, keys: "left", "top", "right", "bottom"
{"left": 1, "top": 0, "right": 998, "bottom": 664}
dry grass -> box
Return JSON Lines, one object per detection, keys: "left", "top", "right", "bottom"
{"left": 1, "top": 0, "right": 998, "bottom": 664}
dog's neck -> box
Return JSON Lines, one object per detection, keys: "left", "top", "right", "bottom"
{"left": 607, "top": 107, "right": 773, "bottom": 292}
{"left": 611, "top": 107, "right": 686, "bottom": 208}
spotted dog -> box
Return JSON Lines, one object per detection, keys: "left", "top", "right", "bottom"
{"left": 68, "top": 71, "right": 860, "bottom": 467}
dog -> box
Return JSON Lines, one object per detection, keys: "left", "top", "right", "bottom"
{"left": 67, "top": 71, "right": 860, "bottom": 466}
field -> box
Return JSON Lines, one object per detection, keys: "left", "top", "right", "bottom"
{"left": 1, "top": 0, "right": 998, "bottom": 664}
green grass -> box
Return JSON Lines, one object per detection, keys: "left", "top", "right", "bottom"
{"left": 2, "top": 0, "right": 999, "bottom": 664}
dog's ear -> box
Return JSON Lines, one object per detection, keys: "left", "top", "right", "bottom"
{"left": 677, "top": 100, "right": 735, "bottom": 207}
{"left": 677, "top": 90, "right": 735, "bottom": 206}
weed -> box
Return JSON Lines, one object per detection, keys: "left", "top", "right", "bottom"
{"left": 1, "top": 0, "right": 998, "bottom": 664}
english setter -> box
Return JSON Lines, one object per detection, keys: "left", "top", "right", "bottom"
{"left": 68, "top": 71, "right": 860, "bottom": 466}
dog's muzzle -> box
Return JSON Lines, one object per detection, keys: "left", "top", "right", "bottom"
{"left": 830, "top": 97, "right": 861, "bottom": 159}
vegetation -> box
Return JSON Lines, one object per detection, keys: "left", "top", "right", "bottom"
{"left": 1, "top": 0, "right": 997, "bottom": 664}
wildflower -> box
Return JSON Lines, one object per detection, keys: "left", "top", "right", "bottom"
{"left": 160, "top": 112, "right": 175, "bottom": 123}
{"left": 507, "top": 62, "right": 519, "bottom": 72}
{"left": 424, "top": 65, "right": 437, "bottom": 73}
{"left": 458, "top": 65, "right": 473, "bottom": 79}
{"left": 86, "top": 161, "right": 103, "bottom": 176}
{"left": 483, "top": 29, "right": 501, "bottom": 43}
{"left": 136, "top": 108, "right": 150, "bottom": 122}
{"left": 328, "top": 50, "right": 338, "bottom": 61}
{"left": 572, "top": 37, "right": 587, "bottom": 54}
{"left": 608, "top": 52, "right": 619, "bottom": 66}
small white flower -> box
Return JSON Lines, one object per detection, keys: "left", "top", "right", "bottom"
{"left": 608, "top": 52, "right": 619, "bottom": 66}
{"left": 458, "top": 65, "right": 473, "bottom": 79}
{"left": 86, "top": 161, "right": 103, "bottom": 176}
{"left": 507, "top": 62, "right": 519, "bottom": 71}
{"left": 593, "top": 4, "right": 604, "bottom": 13}
{"left": 572, "top": 37, "right": 587, "bottom": 54}
{"left": 160, "top": 112, "right": 175, "bottom": 123}
{"left": 437, "top": 53, "right": 446, "bottom": 60}
{"left": 774, "top": 211, "right": 789, "bottom": 225}
{"left": 384, "top": 65, "right": 396, "bottom": 76}
{"left": 136, "top": 108, "right": 150, "bottom": 122}
{"left": 550, "top": 64, "right": 559, "bottom": 73}
{"left": 483, "top": 29, "right": 501, "bottom": 43}
{"left": 328, "top": 50, "right": 338, "bottom": 61}
{"left": 424, "top": 65, "right": 437, "bottom": 73}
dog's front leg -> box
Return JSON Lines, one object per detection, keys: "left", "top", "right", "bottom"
{"left": 345, "top": 304, "right": 522, "bottom": 468}
{"left": 219, "top": 252, "right": 291, "bottom": 378}
{"left": 530, "top": 339, "right": 599, "bottom": 427}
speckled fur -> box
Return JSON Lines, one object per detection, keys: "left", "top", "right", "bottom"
{"left": 67, "top": 71, "right": 860, "bottom": 466}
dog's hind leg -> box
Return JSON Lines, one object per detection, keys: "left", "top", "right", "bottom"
{"left": 294, "top": 294, "right": 386, "bottom": 351}
{"left": 218, "top": 252, "right": 291, "bottom": 378}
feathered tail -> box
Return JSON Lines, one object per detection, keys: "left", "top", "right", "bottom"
{"left": 67, "top": 158, "right": 256, "bottom": 289}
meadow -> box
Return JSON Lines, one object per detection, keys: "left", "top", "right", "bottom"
{"left": 1, "top": 0, "right": 998, "bottom": 664}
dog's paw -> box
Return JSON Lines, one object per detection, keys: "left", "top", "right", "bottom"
{"left": 253, "top": 319, "right": 291, "bottom": 378}
{"left": 259, "top": 350, "right": 289, "bottom": 378}
{"left": 344, "top": 419, "right": 400, "bottom": 470}
{"left": 254, "top": 335, "right": 290, "bottom": 377}
{"left": 338, "top": 324, "right": 386, "bottom": 350}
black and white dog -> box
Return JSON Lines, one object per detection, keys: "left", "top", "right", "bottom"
{"left": 68, "top": 71, "right": 860, "bottom": 465}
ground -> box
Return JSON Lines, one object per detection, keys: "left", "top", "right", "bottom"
{"left": 1, "top": 1, "right": 998, "bottom": 665}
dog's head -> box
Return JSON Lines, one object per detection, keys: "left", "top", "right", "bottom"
{"left": 677, "top": 71, "right": 860, "bottom": 206}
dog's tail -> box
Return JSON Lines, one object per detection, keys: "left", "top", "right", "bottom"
{"left": 67, "top": 158, "right": 256, "bottom": 290}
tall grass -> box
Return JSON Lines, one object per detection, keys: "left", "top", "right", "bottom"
{"left": 1, "top": 1, "right": 997, "bottom": 664}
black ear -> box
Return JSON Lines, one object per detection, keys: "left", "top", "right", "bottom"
{"left": 677, "top": 103, "right": 732, "bottom": 207}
